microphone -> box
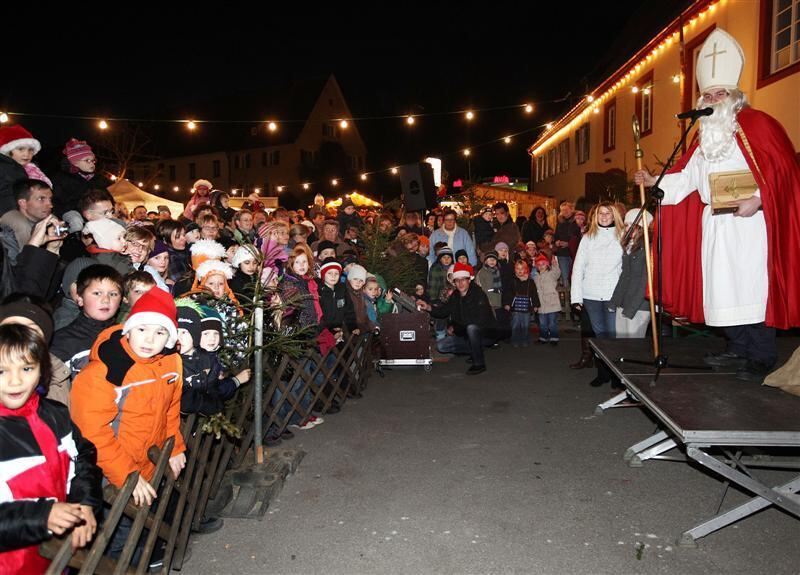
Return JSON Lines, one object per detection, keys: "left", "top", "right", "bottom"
{"left": 676, "top": 107, "right": 714, "bottom": 120}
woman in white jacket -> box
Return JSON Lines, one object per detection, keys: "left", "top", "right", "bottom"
{"left": 570, "top": 202, "right": 625, "bottom": 338}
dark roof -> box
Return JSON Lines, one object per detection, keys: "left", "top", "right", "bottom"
{"left": 148, "top": 75, "right": 331, "bottom": 158}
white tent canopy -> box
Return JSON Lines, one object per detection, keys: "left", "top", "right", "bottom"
{"left": 108, "top": 180, "right": 184, "bottom": 218}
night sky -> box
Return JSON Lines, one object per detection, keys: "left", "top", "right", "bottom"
{"left": 3, "top": 2, "right": 688, "bottom": 203}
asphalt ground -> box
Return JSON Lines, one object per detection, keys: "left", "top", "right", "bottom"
{"left": 183, "top": 325, "right": 800, "bottom": 575}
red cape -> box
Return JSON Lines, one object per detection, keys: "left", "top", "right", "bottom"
{"left": 656, "top": 108, "right": 800, "bottom": 329}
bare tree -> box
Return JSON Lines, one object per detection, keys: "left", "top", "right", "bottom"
{"left": 94, "top": 122, "right": 156, "bottom": 181}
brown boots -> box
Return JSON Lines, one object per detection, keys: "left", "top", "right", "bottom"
{"left": 570, "top": 337, "right": 594, "bottom": 369}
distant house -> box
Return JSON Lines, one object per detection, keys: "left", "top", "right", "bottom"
{"left": 129, "top": 74, "right": 367, "bottom": 203}
{"left": 528, "top": 0, "right": 799, "bottom": 204}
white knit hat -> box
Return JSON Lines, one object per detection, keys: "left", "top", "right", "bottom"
{"left": 348, "top": 264, "right": 367, "bottom": 282}
{"left": 231, "top": 245, "right": 258, "bottom": 268}
{"left": 193, "top": 179, "right": 213, "bottom": 191}
{"left": 82, "top": 218, "right": 126, "bottom": 250}
{"left": 624, "top": 208, "right": 653, "bottom": 228}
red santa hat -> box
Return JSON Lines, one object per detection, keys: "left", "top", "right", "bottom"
{"left": 122, "top": 286, "right": 178, "bottom": 348}
{"left": 451, "top": 262, "right": 474, "bottom": 280}
{"left": 0, "top": 125, "right": 41, "bottom": 156}
{"left": 63, "top": 138, "right": 95, "bottom": 164}
{"left": 535, "top": 254, "right": 551, "bottom": 268}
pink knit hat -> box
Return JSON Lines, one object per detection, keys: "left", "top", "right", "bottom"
{"left": 63, "top": 138, "right": 95, "bottom": 164}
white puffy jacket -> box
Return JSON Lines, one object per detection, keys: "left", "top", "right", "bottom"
{"left": 570, "top": 226, "right": 623, "bottom": 304}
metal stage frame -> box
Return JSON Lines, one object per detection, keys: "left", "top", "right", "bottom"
{"left": 589, "top": 338, "right": 800, "bottom": 547}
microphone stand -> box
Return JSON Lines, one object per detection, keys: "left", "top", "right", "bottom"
{"left": 617, "top": 114, "right": 712, "bottom": 384}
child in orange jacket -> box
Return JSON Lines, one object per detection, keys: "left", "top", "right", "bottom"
{"left": 70, "top": 286, "right": 186, "bottom": 509}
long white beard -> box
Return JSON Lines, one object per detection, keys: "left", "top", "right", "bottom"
{"left": 697, "top": 96, "right": 741, "bottom": 162}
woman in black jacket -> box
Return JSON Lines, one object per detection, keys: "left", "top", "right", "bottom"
{"left": 521, "top": 206, "right": 552, "bottom": 245}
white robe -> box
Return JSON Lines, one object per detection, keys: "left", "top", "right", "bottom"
{"left": 660, "top": 145, "right": 768, "bottom": 327}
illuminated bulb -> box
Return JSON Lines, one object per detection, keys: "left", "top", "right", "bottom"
{"left": 173, "top": 186, "right": 179, "bottom": 192}
{"left": 110, "top": 175, "right": 117, "bottom": 181}
{"left": 586, "top": 95, "right": 594, "bottom": 103}
{"left": 672, "top": 74, "right": 681, "bottom": 84}
{"left": 331, "top": 179, "right": 338, "bottom": 186}
{"left": 709, "top": 3, "right": 717, "bottom": 12}
{"left": 302, "top": 183, "right": 309, "bottom": 190}
{"left": 504, "top": 136, "right": 512, "bottom": 144}
{"left": 593, "top": 108, "right": 600, "bottom": 114}
{"left": 406, "top": 115, "right": 415, "bottom": 125}
{"left": 267, "top": 122, "right": 278, "bottom": 132}
{"left": 391, "top": 167, "right": 398, "bottom": 175}
{"left": 360, "top": 174, "right": 367, "bottom": 181}
{"left": 546, "top": 123, "right": 553, "bottom": 130}
{"left": 138, "top": 182, "right": 144, "bottom": 187}
{"left": 524, "top": 104, "right": 534, "bottom": 113}
{"left": 186, "top": 120, "right": 197, "bottom": 130}
{"left": 465, "top": 111, "right": 474, "bottom": 121}
{"left": 154, "top": 185, "right": 160, "bottom": 191}
{"left": 339, "top": 120, "right": 349, "bottom": 129}
{"left": 632, "top": 86, "right": 640, "bottom": 94}
{"left": 0, "top": 113, "right": 8, "bottom": 123}
{"left": 254, "top": 188, "right": 261, "bottom": 194}
{"left": 277, "top": 186, "right": 284, "bottom": 192}
{"left": 643, "top": 87, "right": 651, "bottom": 95}
{"left": 98, "top": 120, "right": 109, "bottom": 130}
{"left": 463, "top": 149, "right": 471, "bottom": 157}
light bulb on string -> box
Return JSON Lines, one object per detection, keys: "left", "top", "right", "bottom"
{"left": 545, "top": 123, "right": 553, "bottom": 130}
{"left": 173, "top": 186, "right": 179, "bottom": 192}
{"left": 302, "top": 183, "right": 309, "bottom": 190}
{"left": 0, "top": 113, "right": 8, "bottom": 124}
{"left": 406, "top": 115, "right": 415, "bottom": 125}
{"left": 186, "top": 120, "right": 197, "bottom": 131}
{"left": 672, "top": 74, "right": 681, "bottom": 84}
{"left": 503, "top": 136, "right": 512, "bottom": 144}
{"left": 267, "top": 121, "right": 278, "bottom": 132}
{"left": 463, "top": 149, "right": 471, "bottom": 157}
{"left": 339, "top": 120, "right": 349, "bottom": 129}
{"left": 524, "top": 104, "right": 534, "bottom": 114}
{"left": 277, "top": 186, "right": 284, "bottom": 192}
{"left": 331, "top": 179, "right": 338, "bottom": 186}
{"left": 138, "top": 182, "right": 144, "bottom": 187}
{"left": 254, "top": 188, "right": 261, "bottom": 194}
{"left": 98, "top": 120, "right": 109, "bottom": 130}
{"left": 586, "top": 95, "right": 595, "bottom": 103}
{"left": 110, "top": 175, "right": 117, "bottom": 181}
{"left": 391, "top": 167, "right": 398, "bottom": 175}
{"left": 631, "top": 86, "right": 639, "bottom": 94}
{"left": 465, "top": 111, "right": 475, "bottom": 121}
{"left": 154, "top": 185, "right": 160, "bottom": 191}
{"left": 360, "top": 174, "right": 368, "bottom": 181}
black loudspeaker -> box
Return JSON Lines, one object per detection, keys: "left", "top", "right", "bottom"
{"left": 400, "top": 162, "right": 436, "bottom": 212}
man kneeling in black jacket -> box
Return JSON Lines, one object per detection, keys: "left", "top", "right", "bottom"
{"left": 417, "top": 262, "right": 497, "bottom": 375}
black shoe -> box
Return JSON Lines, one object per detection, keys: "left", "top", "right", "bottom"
{"left": 264, "top": 433, "right": 282, "bottom": 447}
{"left": 192, "top": 516, "right": 224, "bottom": 535}
{"left": 589, "top": 376, "right": 609, "bottom": 387}
{"left": 281, "top": 428, "right": 295, "bottom": 440}
{"left": 326, "top": 403, "right": 341, "bottom": 414}
{"left": 466, "top": 365, "right": 486, "bottom": 375}
{"left": 735, "top": 361, "right": 772, "bottom": 383}
{"left": 703, "top": 351, "right": 748, "bottom": 369}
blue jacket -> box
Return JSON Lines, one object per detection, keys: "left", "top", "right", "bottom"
{"left": 427, "top": 226, "right": 477, "bottom": 267}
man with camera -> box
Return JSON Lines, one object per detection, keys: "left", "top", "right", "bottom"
{"left": 0, "top": 178, "right": 67, "bottom": 298}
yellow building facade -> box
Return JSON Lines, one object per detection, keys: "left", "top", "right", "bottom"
{"left": 529, "top": 0, "right": 799, "bottom": 204}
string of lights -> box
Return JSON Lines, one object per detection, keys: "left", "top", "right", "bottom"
{"left": 110, "top": 123, "right": 547, "bottom": 197}
{"left": 0, "top": 93, "right": 571, "bottom": 132}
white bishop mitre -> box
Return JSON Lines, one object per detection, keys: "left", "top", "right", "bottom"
{"left": 696, "top": 28, "right": 744, "bottom": 92}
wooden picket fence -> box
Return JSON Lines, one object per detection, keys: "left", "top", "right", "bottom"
{"left": 40, "top": 333, "right": 374, "bottom": 573}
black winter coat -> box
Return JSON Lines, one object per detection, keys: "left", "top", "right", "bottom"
{"left": 610, "top": 247, "right": 649, "bottom": 319}
{"left": 0, "top": 154, "right": 27, "bottom": 217}
{"left": 521, "top": 220, "right": 552, "bottom": 245}
{"left": 0, "top": 395, "right": 103, "bottom": 555}
{"left": 50, "top": 314, "right": 116, "bottom": 379}
{"left": 317, "top": 279, "right": 356, "bottom": 332}
{"left": 180, "top": 349, "right": 238, "bottom": 415}
{"left": 50, "top": 159, "right": 113, "bottom": 217}
{"left": 431, "top": 282, "right": 497, "bottom": 336}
